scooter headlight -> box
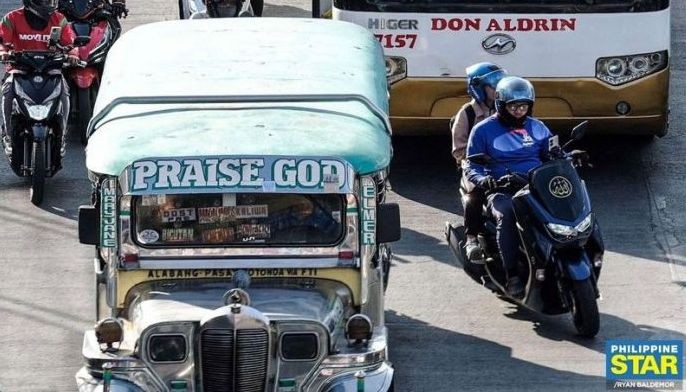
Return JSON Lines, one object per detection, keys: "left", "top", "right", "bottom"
{"left": 546, "top": 214, "right": 593, "bottom": 238}
{"left": 547, "top": 222, "right": 577, "bottom": 237}
{"left": 575, "top": 213, "right": 593, "bottom": 233}
{"left": 25, "top": 102, "right": 53, "bottom": 121}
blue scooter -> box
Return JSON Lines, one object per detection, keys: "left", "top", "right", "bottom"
{"left": 445, "top": 121, "right": 604, "bottom": 337}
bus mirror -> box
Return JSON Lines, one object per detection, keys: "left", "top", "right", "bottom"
{"left": 79, "top": 205, "right": 99, "bottom": 245}
{"left": 377, "top": 203, "right": 401, "bottom": 243}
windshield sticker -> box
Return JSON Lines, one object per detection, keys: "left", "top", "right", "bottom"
{"left": 201, "top": 227, "right": 235, "bottom": 243}
{"left": 222, "top": 193, "right": 236, "bottom": 206}
{"left": 332, "top": 211, "right": 341, "bottom": 223}
{"left": 162, "top": 228, "right": 195, "bottom": 242}
{"left": 197, "top": 205, "right": 268, "bottom": 224}
{"left": 124, "top": 156, "right": 353, "bottom": 194}
{"left": 138, "top": 229, "right": 160, "bottom": 244}
{"left": 238, "top": 224, "right": 271, "bottom": 240}
{"left": 161, "top": 208, "right": 197, "bottom": 223}
{"left": 141, "top": 194, "right": 166, "bottom": 206}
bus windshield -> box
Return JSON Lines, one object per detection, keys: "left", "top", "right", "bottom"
{"left": 336, "top": 0, "right": 669, "bottom": 13}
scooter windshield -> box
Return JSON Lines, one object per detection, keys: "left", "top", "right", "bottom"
{"left": 528, "top": 159, "right": 589, "bottom": 222}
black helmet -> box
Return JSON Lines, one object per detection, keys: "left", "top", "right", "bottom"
{"left": 23, "top": 0, "right": 58, "bottom": 20}
{"left": 205, "top": 0, "right": 240, "bottom": 17}
{"left": 494, "top": 76, "right": 535, "bottom": 128}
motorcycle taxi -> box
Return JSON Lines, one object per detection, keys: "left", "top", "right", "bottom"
{"left": 76, "top": 18, "right": 399, "bottom": 392}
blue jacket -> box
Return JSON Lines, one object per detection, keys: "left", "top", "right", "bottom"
{"left": 466, "top": 115, "right": 552, "bottom": 185}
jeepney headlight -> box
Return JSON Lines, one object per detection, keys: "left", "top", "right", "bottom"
{"left": 148, "top": 335, "right": 187, "bottom": 362}
{"left": 280, "top": 333, "right": 319, "bottom": 360}
{"left": 596, "top": 50, "right": 667, "bottom": 86}
{"left": 385, "top": 56, "right": 407, "bottom": 85}
{"left": 345, "top": 314, "right": 372, "bottom": 343}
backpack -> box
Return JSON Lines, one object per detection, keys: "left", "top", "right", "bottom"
{"left": 449, "top": 104, "right": 477, "bottom": 133}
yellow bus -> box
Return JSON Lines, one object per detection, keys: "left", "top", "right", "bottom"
{"left": 315, "top": 0, "right": 671, "bottom": 136}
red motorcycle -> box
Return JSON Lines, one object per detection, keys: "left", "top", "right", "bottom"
{"left": 59, "top": 0, "right": 126, "bottom": 145}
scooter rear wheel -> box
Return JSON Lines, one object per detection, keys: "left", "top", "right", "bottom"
{"left": 570, "top": 278, "right": 600, "bottom": 338}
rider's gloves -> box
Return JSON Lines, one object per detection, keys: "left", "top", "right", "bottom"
{"left": 67, "top": 55, "right": 80, "bottom": 66}
{"left": 570, "top": 149, "right": 592, "bottom": 168}
{"left": 110, "top": 0, "right": 128, "bottom": 17}
{"left": 477, "top": 175, "right": 497, "bottom": 192}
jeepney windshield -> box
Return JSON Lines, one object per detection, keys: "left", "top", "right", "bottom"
{"left": 133, "top": 193, "right": 345, "bottom": 246}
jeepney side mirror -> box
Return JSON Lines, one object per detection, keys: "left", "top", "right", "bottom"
{"left": 79, "top": 205, "right": 99, "bottom": 245}
{"left": 377, "top": 203, "right": 401, "bottom": 243}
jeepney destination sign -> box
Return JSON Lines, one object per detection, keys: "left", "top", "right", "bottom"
{"left": 122, "top": 156, "right": 354, "bottom": 194}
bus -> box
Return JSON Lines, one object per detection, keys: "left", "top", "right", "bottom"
{"left": 314, "top": 0, "right": 671, "bottom": 136}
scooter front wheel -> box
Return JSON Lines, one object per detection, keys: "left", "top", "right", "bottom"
{"left": 570, "top": 278, "right": 600, "bottom": 338}
{"left": 29, "top": 140, "right": 46, "bottom": 206}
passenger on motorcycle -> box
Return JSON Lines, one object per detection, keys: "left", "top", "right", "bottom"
{"left": 465, "top": 76, "right": 552, "bottom": 298}
{"left": 451, "top": 62, "right": 507, "bottom": 263}
{"left": 0, "top": 0, "right": 78, "bottom": 155}
{"left": 203, "top": 0, "right": 261, "bottom": 17}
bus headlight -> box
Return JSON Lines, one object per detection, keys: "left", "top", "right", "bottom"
{"left": 385, "top": 56, "right": 407, "bottom": 85}
{"left": 596, "top": 50, "right": 667, "bottom": 86}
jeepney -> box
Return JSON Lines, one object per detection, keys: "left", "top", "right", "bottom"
{"left": 75, "top": 18, "right": 400, "bottom": 392}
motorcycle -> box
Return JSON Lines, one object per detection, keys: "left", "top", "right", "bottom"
{"left": 445, "top": 121, "right": 604, "bottom": 338}
{"left": 59, "top": 0, "right": 126, "bottom": 145}
{"left": 0, "top": 30, "right": 87, "bottom": 205}
{"left": 179, "top": 0, "right": 262, "bottom": 19}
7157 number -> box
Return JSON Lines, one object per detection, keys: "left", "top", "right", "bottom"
{"left": 374, "top": 34, "right": 417, "bottom": 49}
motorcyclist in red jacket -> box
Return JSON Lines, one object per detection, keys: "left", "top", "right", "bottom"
{"left": 0, "top": 0, "right": 78, "bottom": 157}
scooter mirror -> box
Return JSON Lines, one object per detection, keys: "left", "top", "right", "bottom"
{"left": 74, "top": 36, "right": 91, "bottom": 47}
{"left": 48, "top": 26, "right": 61, "bottom": 47}
{"left": 467, "top": 153, "right": 492, "bottom": 166}
{"left": 570, "top": 120, "right": 589, "bottom": 141}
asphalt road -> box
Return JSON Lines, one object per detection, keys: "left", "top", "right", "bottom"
{"left": 0, "top": 0, "right": 684, "bottom": 391}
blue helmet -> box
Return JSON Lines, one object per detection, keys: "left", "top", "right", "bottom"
{"left": 494, "top": 76, "right": 535, "bottom": 115}
{"left": 465, "top": 62, "right": 508, "bottom": 104}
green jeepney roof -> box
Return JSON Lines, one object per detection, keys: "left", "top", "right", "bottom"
{"left": 86, "top": 18, "right": 391, "bottom": 176}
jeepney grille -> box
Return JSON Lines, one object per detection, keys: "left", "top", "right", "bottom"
{"left": 200, "top": 329, "right": 268, "bottom": 392}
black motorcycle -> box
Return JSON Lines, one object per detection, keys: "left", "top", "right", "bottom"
{"left": 1, "top": 34, "right": 87, "bottom": 205}
{"left": 445, "top": 121, "right": 604, "bottom": 337}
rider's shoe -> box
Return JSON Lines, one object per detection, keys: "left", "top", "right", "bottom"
{"left": 1, "top": 127, "right": 12, "bottom": 157}
{"left": 506, "top": 276, "right": 525, "bottom": 298}
{"left": 465, "top": 237, "right": 485, "bottom": 265}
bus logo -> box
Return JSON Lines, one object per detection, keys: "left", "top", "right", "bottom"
{"left": 482, "top": 33, "right": 516, "bottom": 55}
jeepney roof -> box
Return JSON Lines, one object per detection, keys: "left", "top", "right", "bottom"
{"left": 87, "top": 18, "right": 391, "bottom": 176}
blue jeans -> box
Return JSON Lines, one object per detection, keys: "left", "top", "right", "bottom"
{"left": 487, "top": 193, "right": 519, "bottom": 275}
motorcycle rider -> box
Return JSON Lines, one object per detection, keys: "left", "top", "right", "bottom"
{"left": 451, "top": 62, "right": 507, "bottom": 263}
{"left": 0, "top": 0, "right": 79, "bottom": 160}
{"left": 465, "top": 76, "right": 552, "bottom": 297}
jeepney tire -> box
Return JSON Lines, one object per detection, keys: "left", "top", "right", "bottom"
{"left": 29, "top": 140, "right": 46, "bottom": 206}
{"left": 251, "top": 0, "right": 263, "bottom": 16}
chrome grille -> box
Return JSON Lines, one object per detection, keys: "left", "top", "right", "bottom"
{"left": 200, "top": 328, "right": 268, "bottom": 392}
